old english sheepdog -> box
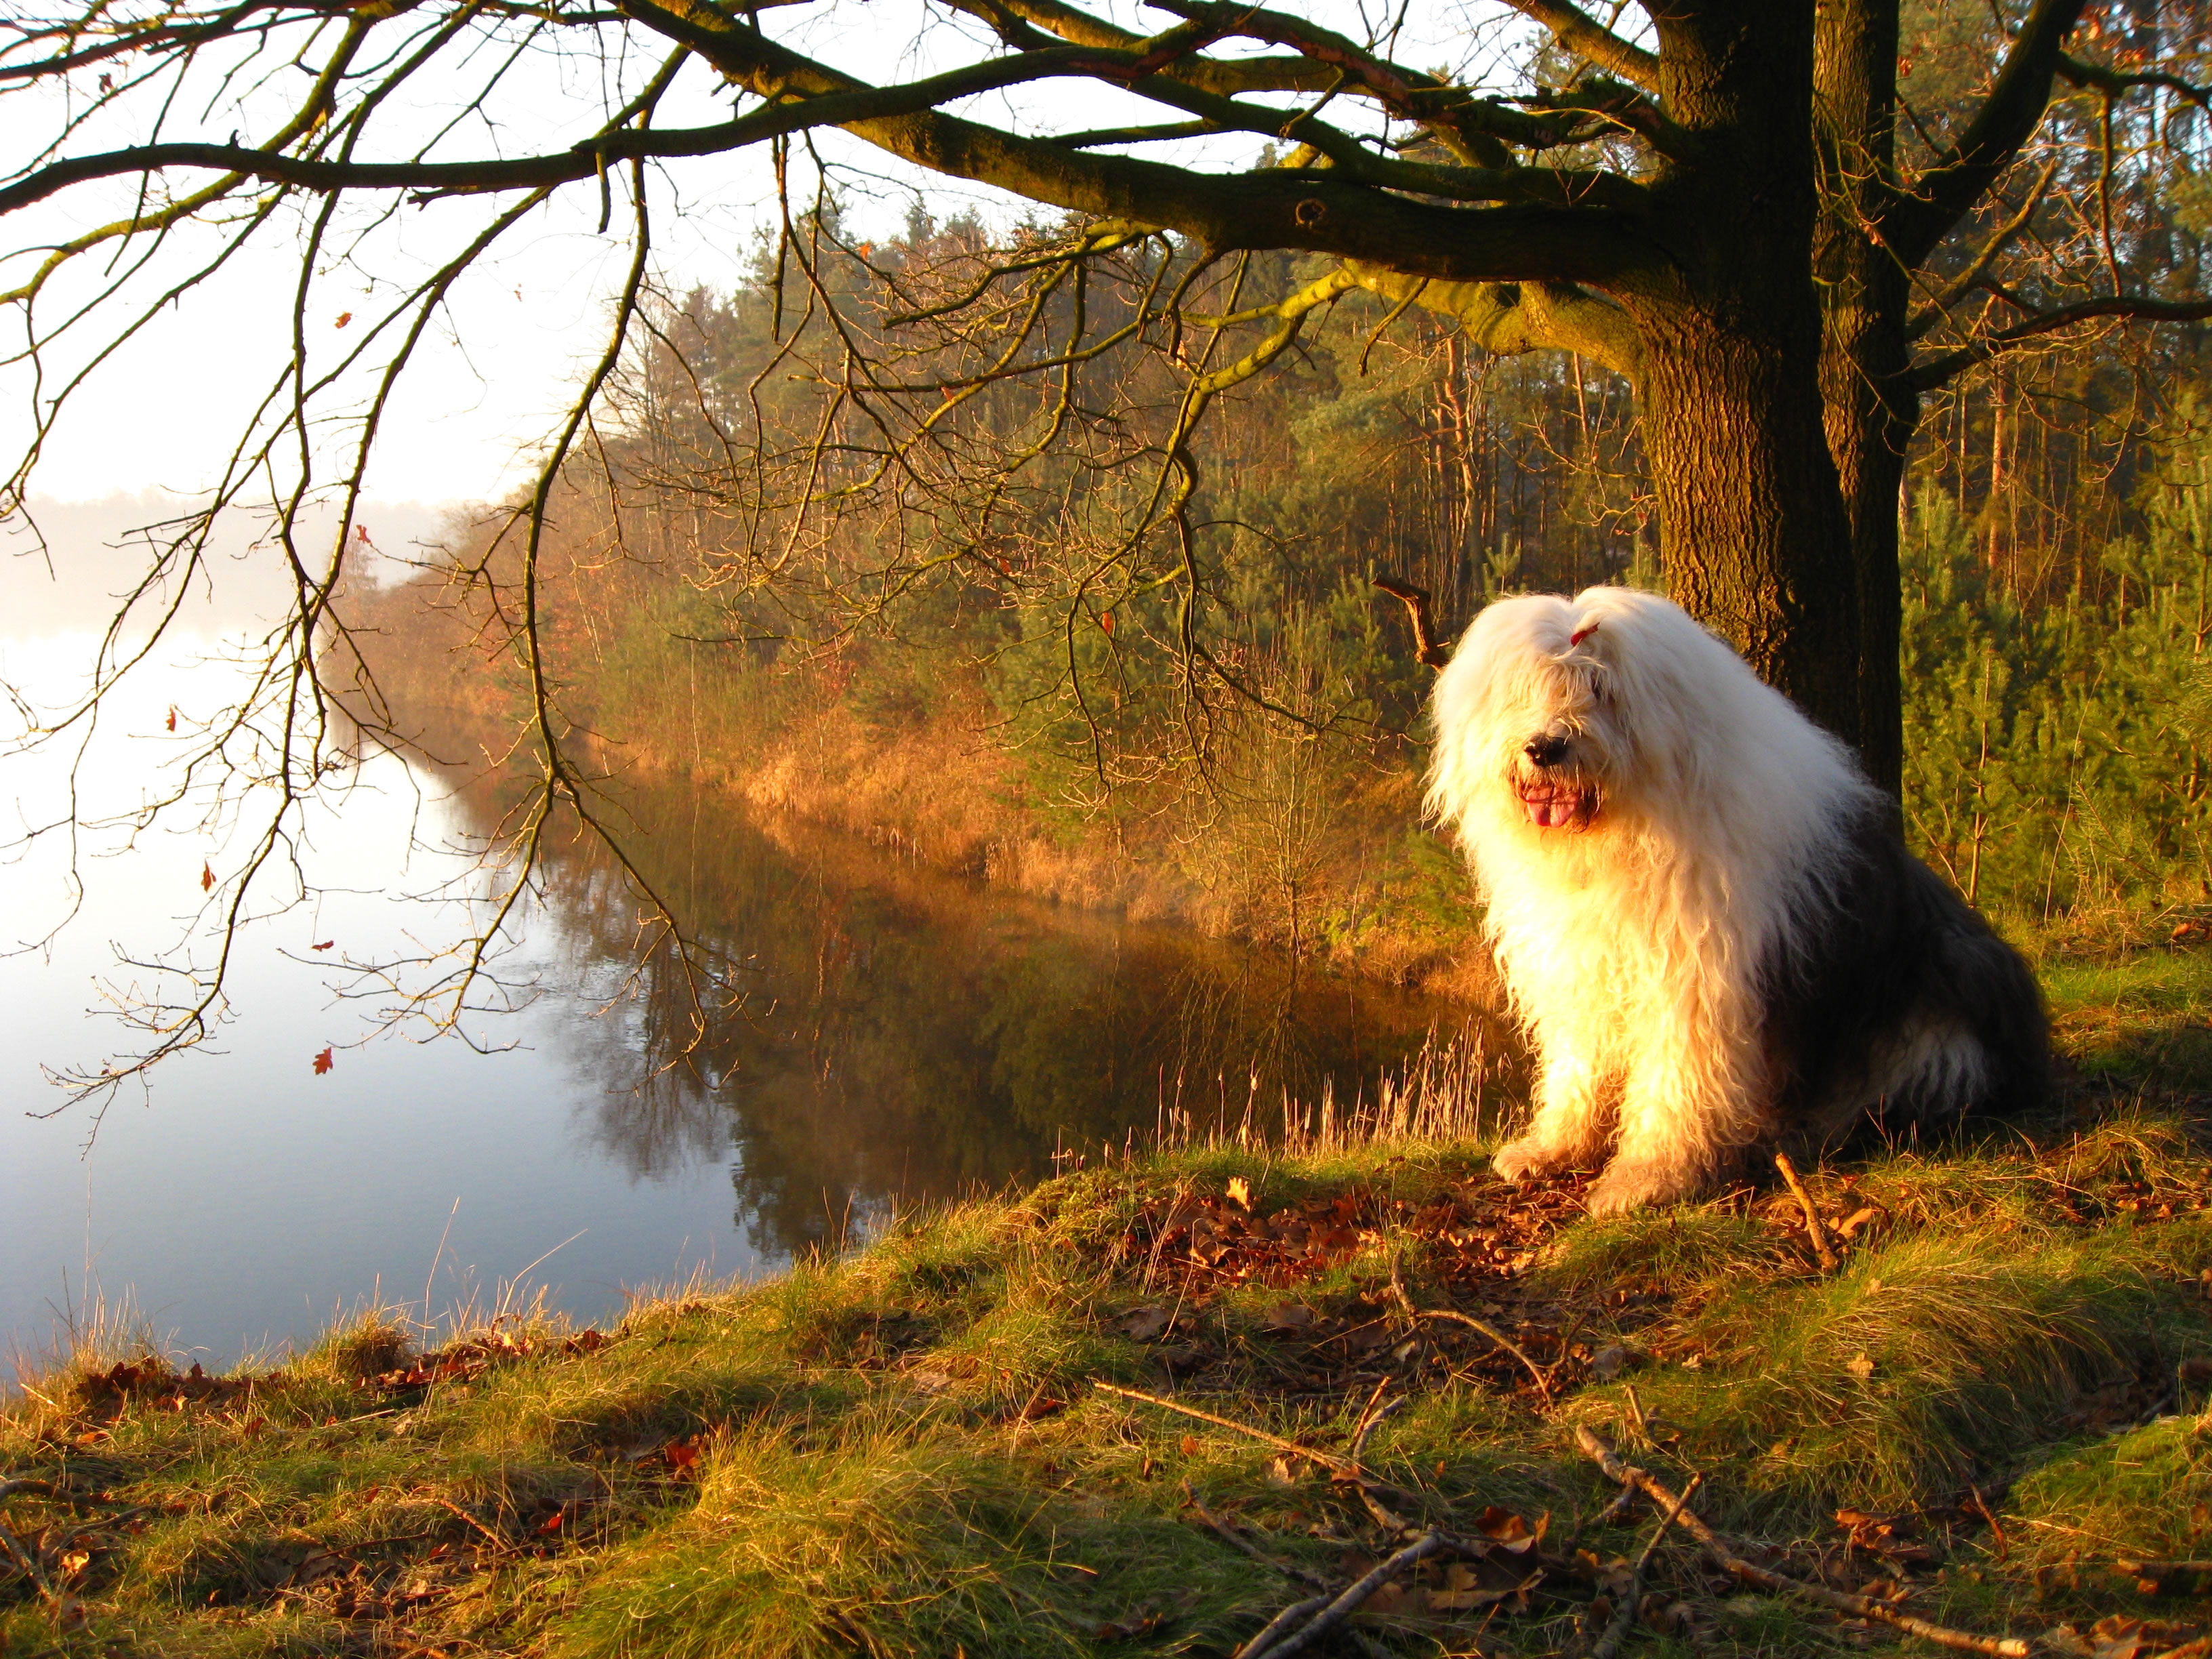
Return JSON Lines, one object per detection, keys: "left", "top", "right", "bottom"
{"left": 1427, "top": 586, "right": 2048, "bottom": 1214}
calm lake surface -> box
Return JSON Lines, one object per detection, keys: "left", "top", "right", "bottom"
{"left": 3, "top": 639, "right": 1496, "bottom": 1369}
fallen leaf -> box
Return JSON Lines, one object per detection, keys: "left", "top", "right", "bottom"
{"left": 1845, "top": 1351, "right": 1877, "bottom": 1381}
{"left": 1472, "top": 1506, "right": 1538, "bottom": 1552}
{"left": 1179, "top": 1434, "right": 1202, "bottom": 1457}
{"left": 1120, "top": 1307, "right": 1171, "bottom": 1341}
{"left": 663, "top": 1438, "right": 701, "bottom": 1474}
{"left": 1225, "top": 1174, "right": 1250, "bottom": 1210}
{"left": 1591, "top": 1343, "right": 1633, "bottom": 1380}
{"left": 537, "top": 1508, "right": 565, "bottom": 1534}
{"left": 1836, "top": 1206, "right": 1883, "bottom": 1240}
{"left": 312, "top": 1046, "right": 335, "bottom": 1076}
{"left": 58, "top": 1549, "right": 91, "bottom": 1577}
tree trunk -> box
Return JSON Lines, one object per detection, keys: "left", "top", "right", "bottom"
{"left": 1621, "top": 1, "right": 1864, "bottom": 751}
{"left": 1815, "top": 0, "right": 1914, "bottom": 799}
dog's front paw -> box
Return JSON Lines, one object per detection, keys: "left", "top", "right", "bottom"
{"left": 1492, "top": 1136, "right": 1578, "bottom": 1184}
{"left": 1582, "top": 1161, "right": 1700, "bottom": 1216}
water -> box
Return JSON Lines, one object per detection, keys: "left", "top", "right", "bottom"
{"left": 1, "top": 644, "right": 1495, "bottom": 1370}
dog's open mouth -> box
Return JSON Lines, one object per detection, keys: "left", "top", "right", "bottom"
{"left": 1518, "top": 781, "right": 1599, "bottom": 830}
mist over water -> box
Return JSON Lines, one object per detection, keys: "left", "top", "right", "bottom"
{"left": 2, "top": 631, "right": 1492, "bottom": 1371}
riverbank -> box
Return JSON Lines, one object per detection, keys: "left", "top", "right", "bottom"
{"left": 6, "top": 964, "right": 2211, "bottom": 1658}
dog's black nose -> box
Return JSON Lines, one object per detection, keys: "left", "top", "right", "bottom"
{"left": 1523, "top": 734, "right": 1568, "bottom": 768}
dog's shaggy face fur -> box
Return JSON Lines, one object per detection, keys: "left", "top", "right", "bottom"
{"left": 1427, "top": 587, "right": 2049, "bottom": 1214}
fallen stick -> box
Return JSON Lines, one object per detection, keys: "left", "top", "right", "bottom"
{"left": 1589, "top": 1473, "right": 1702, "bottom": 1659}
{"left": 0, "top": 1518, "right": 52, "bottom": 1600}
{"left": 0, "top": 1477, "right": 110, "bottom": 1508}
{"left": 1183, "top": 1482, "right": 1332, "bottom": 1591}
{"left": 1096, "top": 1382, "right": 1359, "bottom": 1475}
{"left": 1574, "top": 1428, "right": 2028, "bottom": 1658}
{"left": 1773, "top": 1152, "right": 1839, "bottom": 1271}
{"left": 1246, "top": 1532, "right": 1451, "bottom": 1659}
{"left": 2116, "top": 1558, "right": 2212, "bottom": 1593}
{"left": 1414, "top": 1307, "right": 1555, "bottom": 1397}
{"left": 1101, "top": 1382, "right": 1424, "bottom": 1529}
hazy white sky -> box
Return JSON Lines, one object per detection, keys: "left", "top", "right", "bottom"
{"left": 1, "top": 2, "right": 1532, "bottom": 510}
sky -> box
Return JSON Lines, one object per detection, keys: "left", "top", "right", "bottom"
{"left": 0, "top": 1, "right": 1538, "bottom": 512}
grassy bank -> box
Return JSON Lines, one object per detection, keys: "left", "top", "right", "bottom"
{"left": 6, "top": 966, "right": 2212, "bottom": 1658}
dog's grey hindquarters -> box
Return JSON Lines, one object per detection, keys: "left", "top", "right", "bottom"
{"left": 1767, "top": 801, "right": 2051, "bottom": 1149}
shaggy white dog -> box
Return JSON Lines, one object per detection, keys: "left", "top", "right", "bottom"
{"left": 1427, "top": 586, "right": 2047, "bottom": 1214}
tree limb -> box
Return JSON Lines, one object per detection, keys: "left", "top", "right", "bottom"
{"left": 1348, "top": 265, "right": 1645, "bottom": 386}
{"left": 1912, "top": 294, "right": 2212, "bottom": 392}
{"left": 2055, "top": 51, "right": 2212, "bottom": 113}
{"left": 1885, "top": 0, "right": 2089, "bottom": 268}
{"left": 0, "top": 47, "right": 1208, "bottom": 216}
{"left": 1374, "top": 575, "right": 1450, "bottom": 670}
{"left": 617, "top": 0, "right": 1660, "bottom": 286}
{"left": 1498, "top": 1, "right": 1660, "bottom": 91}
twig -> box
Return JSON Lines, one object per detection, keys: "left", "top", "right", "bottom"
{"left": 0, "top": 1517, "right": 53, "bottom": 1600}
{"left": 1575, "top": 1429, "right": 2028, "bottom": 1658}
{"left": 0, "top": 1478, "right": 111, "bottom": 1508}
{"left": 1350, "top": 1395, "right": 1408, "bottom": 1469}
{"left": 1773, "top": 1152, "right": 1839, "bottom": 1271}
{"left": 2115, "top": 1558, "right": 2212, "bottom": 1593}
{"left": 1373, "top": 574, "right": 1451, "bottom": 670}
{"left": 1096, "top": 1382, "right": 1357, "bottom": 1475}
{"left": 1183, "top": 1481, "right": 1332, "bottom": 1589}
{"left": 1235, "top": 1593, "right": 1332, "bottom": 1659}
{"left": 1248, "top": 1532, "right": 1452, "bottom": 1659}
{"left": 1414, "top": 1308, "right": 1555, "bottom": 1397}
{"left": 1559, "top": 1483, "right": 1639, "bottom": 1559}
{"left": 1967, "top": 1481, "right": 2008, "bottom": 1561}
{"left": 1589, "top": 1473, "right": 1702, "bottom": 1659}
{"left": 420, "top": 1494, "right": 511, "bottom": 1551}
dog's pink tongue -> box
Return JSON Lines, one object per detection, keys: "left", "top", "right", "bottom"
{"left": 1526, "top": 794, "right": 1575, "bottom": 829}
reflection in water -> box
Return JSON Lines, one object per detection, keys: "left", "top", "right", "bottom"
{"left": 500, "top": 775, "right": 1507, "bottom": 1259}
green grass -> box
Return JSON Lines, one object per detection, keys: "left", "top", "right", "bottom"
{"left": 5, "top": 987, "right": 2211, "bottom": 1657}
{"left": 2041, "top": 945, "right": 2212, "bottom": 1088}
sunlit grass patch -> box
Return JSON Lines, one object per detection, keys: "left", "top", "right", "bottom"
{"left": 2044, "top": 948, "right": 2212, "bottom": 1086}
{"left": 1616, "top": 1229, "right": 2168, "bottom": 1511}
{"left": 552, "top": 1408, "right": 1265, "bottom": 1659}
{"left": 1534, "top": 1204, "right": 1784, "bottom": 1295}
{"left": 2008, "top": 1412, "right": 2212, "bottom": 1572}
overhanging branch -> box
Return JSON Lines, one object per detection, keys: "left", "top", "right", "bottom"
{"left": 615, "top": 0, "right": 1660, "bottom": 287}
{"left": 1498, "top": 1, "right": 1659, "bottom": 92}
{"left": 1885, "top": 0, "right": 2089, "bottom": 268}
{"left": 0, "top": 47, "right": 1195, "bottom": 216}
{"left": 1911, "top": 295, "right": 2212, "bottom": 392}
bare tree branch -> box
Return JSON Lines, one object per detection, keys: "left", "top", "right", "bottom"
{"left": 1498, "top": 0, "right": 1660, "bottom": 91}
{"left": 1885, "top": 0, "right": 2089, "bottom": 267}
{"left": 1912, "top": 294, "right": 2212, "bottom": 392}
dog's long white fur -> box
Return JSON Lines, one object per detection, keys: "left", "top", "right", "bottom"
{"left": 1426, "top": 587, "right": 1886, "bottom": 1213}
